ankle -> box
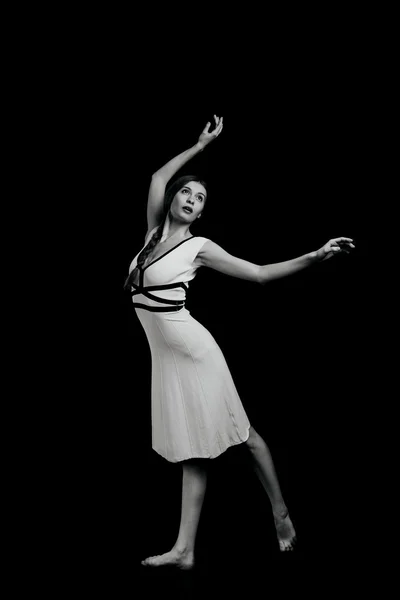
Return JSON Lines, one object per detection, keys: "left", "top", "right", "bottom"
{"left": 173, "top": 543, "right": 194, "bottom": 556}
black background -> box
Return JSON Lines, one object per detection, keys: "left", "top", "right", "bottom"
{"left": 80, "top": 98, "right": 374, "bottom": 594}
{"left": 29, "top": 20, "right": 387, "bottom": 597}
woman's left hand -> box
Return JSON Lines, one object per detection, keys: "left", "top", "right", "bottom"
{"left": 198, "top": 115, "right": 223, "bottom": 149}
{"left": 316, "top": 237, "right": 355, "bottom": 261}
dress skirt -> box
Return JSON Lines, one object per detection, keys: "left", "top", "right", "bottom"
{"left": 136, "top": 306, "right": 251, "bottom": 463}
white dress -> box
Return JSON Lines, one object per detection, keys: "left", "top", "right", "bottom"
{"left": 129, "top": 232, "right": 251, "bottom": 462}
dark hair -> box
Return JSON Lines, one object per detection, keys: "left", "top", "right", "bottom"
{"left": 124, "top": 175, "right": 208, "bottom": 291}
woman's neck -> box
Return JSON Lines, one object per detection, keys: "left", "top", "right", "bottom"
{"left": 163, "top": 221, "right": 191, "bottom": 242}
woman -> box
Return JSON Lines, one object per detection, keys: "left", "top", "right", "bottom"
{"left": 125, "top": 115, "right": 354, "bottom": 569}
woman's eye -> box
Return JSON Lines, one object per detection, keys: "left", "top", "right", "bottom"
{"left": 182, "top": 189, "right": 189, "bottom": 194}
{"left": 197, "top": 196, "right": 204, "bottom": 202}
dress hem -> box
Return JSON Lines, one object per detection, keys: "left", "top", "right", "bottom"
{"left": 152, "top": 423, "right": 251, "bottom": 463}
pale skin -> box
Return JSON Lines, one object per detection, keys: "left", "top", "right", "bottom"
{"left": 139, "top": 116, "right": 355, "bottom": 569}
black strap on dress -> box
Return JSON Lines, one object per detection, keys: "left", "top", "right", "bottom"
{"left": 131, "top": 280, "right": 188, "bottom": 313}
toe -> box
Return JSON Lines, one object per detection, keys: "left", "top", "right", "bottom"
{"left": 287, "top": 540, "right": 295, "bottom": 551}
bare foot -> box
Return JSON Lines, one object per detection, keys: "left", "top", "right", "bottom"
{"left": 141, "top": 547, "right": 195, "bottom": 570}
{"left": 274, "top": 510, "right": 297, "bottom": 552}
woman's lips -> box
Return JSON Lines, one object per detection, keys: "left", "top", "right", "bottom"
{"left": 182, "top": 206, "right": 193, "bottom": 214}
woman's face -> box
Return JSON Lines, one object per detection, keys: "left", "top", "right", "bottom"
{"left": 170, "top": 181, "right": 207, "bottom": 223}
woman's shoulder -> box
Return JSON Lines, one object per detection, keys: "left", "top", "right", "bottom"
{"left": 191, "top": 235, "right": 211, "bottom": 247}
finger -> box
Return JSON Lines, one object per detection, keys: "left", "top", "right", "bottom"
{"left": 337, "top": 242, "right": 355, "bottom": 250}
{"left": 202, "top": 122, "right": 211, "bottom": 134}
{"left": 212, "top": 122, "right": 222, "bottom": 137}
{"left": 325, "top": 246, "right": 340, "bottom": 255}
{"left": 334, "top": 237, "right": 353, "bottom": 243}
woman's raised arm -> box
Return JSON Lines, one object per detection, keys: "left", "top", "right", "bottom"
{"left": 196, "top": 238, "right": 355, "bottom": 284}
{"left": 146, "top": 116, "right": 223, "bottom": 235}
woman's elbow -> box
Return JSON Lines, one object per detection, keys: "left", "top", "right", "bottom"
{"left": 256, "top": 265, "right": 266, "bottom": 285}
{"left": 256, "top": 265, "right": 270, "bottom": 285}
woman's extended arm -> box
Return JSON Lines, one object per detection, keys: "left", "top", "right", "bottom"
{"left": 196, "top": 238, "right": 355, "bottom": 284}
{"left": 146, "top": 116, "right": 223, "bottom": 234}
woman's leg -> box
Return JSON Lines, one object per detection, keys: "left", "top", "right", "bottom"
{"left": 245, "top": 426, "right": 296, "bottom": 551}
{"left": 141, "top": 459, "right": 208, "bottom": 568}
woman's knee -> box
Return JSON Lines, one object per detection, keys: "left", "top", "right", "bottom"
{"left": 245, "top": 426, "right": 262, "bottom": 452}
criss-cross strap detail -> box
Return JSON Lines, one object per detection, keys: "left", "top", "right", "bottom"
{"left": 131, "top": 281, "right": 188, "bottom": 312}
{"left": 129, "top": 236, "right": 200, "bottom": 313}
{"left": 138, "top": 290, "right": 184, "bottom": 306}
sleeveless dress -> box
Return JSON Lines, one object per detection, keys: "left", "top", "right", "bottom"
{"left": 129, "top": 230, "right": 251, "bottom": 463}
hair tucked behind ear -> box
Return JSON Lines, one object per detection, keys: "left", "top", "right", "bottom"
{"left": 124, "top": 174, "right": 208, "bottom": 292}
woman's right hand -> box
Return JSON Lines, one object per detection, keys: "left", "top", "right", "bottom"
{"left": 198, "top": 115, "right": 223, "bottom": 149}
{"left": 316, "top": 237, "right": 355, "bottom": 261}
